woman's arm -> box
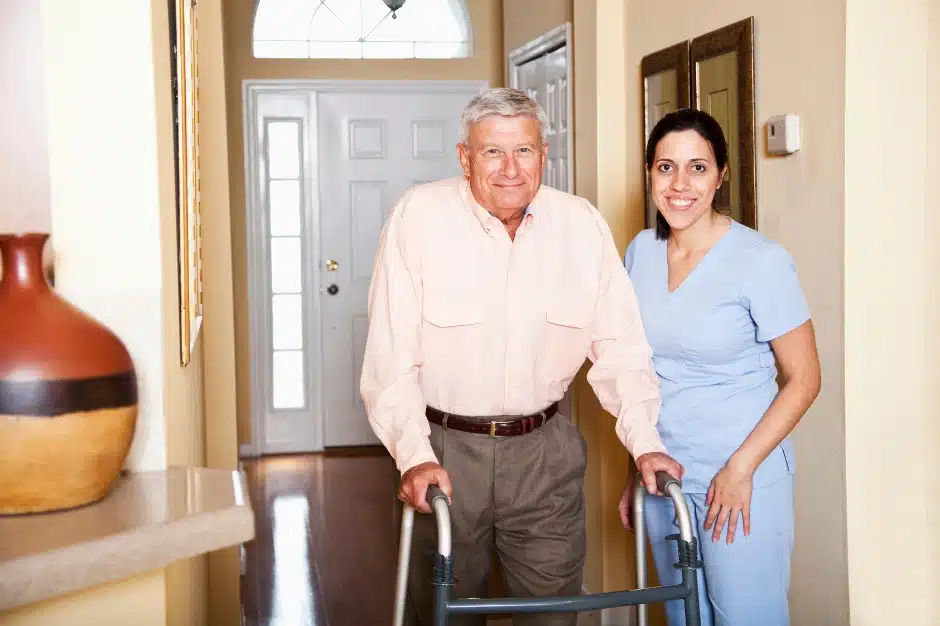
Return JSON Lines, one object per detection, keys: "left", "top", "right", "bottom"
{"left": 729, "top": 319, "right": 821, "bottom": 475}
{"left": 703, "top": 319, "right": 821, "bottom": 543}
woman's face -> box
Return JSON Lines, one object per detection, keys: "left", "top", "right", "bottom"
{"left": 648, "top": 129, "right": 726, "bottom": 233}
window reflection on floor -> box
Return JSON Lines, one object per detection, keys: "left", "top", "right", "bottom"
{"left": 270, "top": 494, "right": 316, "bottom": 625}
{"left": 241, "top": 450, "right": 400, "bottom": 626}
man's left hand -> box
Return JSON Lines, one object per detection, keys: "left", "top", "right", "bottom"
{"left": 635, "top": 451, "right": 684, "bottom": 496}
{"left": 703, "top": 461, "right": 754, "bottom": 544}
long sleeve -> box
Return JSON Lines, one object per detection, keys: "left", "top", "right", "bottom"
{"left": 359, "top": 201, "right": 438, "bottom": 474}
{"left": 585, "top": 215, "right": 668, "bottom": 459}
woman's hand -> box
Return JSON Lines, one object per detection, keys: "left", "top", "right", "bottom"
{"left": 703, "top": 460, "right": 754, "bottom": 544}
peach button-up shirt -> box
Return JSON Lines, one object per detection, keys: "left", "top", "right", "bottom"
{"left": 359, "top": 177, "right": 667, "bottom": 473}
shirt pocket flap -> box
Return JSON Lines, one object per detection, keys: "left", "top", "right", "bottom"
{"left": 545, "top": 291, "right": 595, "bottom": 329}
{"left": 424, "top": 293, "right": 485, "bottom": 328}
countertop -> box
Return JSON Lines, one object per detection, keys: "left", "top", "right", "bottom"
{"left": 0, "top": 466, "right": 255, "bottom": 611}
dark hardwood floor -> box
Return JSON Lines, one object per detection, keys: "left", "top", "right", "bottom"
{"left": 240, "top": 447, "right": 402, "bottom": 626}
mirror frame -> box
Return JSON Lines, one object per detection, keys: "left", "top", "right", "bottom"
{"left": 690, "top": 17, "right": 757, "bottom": 228}
{"left": 640, "top": 41, "right": 691, "bottom": 230}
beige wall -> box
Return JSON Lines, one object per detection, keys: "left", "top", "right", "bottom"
{"left": 502, "top": 0, "right": 572, "bottom": 59}
{"left": 569, "top": 2, "right": 636, "bottom": 613}
{"left": 0, "top": 0, "right": 51, "bottom": 236}
{"left": 222, "top": 0, "right": 505, "bottom": 446}
{"left": 929, "top": 0, "right": 940, "bottom": 605}
{"left": 844, "top": 1, "right": 940, "bottom": 624}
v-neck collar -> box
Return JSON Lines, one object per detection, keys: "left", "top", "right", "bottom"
{"left": 663, "top": 220, "right": 737, "bottom": 296}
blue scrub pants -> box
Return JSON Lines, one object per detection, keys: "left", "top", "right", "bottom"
{"left": 644, "top": 474, "right": 794, "bottom": 626}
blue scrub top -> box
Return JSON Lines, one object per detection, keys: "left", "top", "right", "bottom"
{"left": 624, "top": 220, "right": 810, "bottom": 494}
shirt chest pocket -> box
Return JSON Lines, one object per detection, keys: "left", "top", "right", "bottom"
{"left": 544, "top": 260, "right": 599, "bottom": 330}
{"left": 422, "top": 258, "right": 486, "bottom": 328}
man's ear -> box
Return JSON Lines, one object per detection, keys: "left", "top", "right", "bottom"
{"left": 456, "top": 143, "right": 471, "bottom": 177}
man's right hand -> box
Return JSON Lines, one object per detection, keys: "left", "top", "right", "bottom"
{"left": 399, "top": 462, "right": 452, "bottom": 513}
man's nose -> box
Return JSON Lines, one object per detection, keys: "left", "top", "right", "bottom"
{"left": 501, "top": 154, "right": 519, "bottom": 178}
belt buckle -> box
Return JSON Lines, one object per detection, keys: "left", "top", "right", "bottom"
{"left": 489, "top": 421, "right": 496, "bottom": 437}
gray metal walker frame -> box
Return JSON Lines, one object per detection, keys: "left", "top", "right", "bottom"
{"left": 393, "top": 471, "right": 702, "bottom": 626}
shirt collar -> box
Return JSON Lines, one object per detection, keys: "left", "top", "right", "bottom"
{"left": 459, "top": 178, "right": 540, "bottom": 234}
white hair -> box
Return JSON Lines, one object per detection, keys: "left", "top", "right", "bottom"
{"left": 458, "top": 88, "right": 548, "bottom": 145}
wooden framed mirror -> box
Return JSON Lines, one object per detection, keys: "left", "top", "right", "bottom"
{"left": 641, "top": 41, "right": 690, "bottom": 229}
{"left": 690, "top": 17, "right": 756, "bottom": 228}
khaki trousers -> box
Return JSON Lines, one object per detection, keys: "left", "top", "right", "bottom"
{"left": 404, "top": 412, "right": 587, "bottom": 626}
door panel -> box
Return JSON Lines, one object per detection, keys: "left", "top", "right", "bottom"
{"left": 317, "top": 87, "right": 479, "bottom": 447}
{"left": 515, "top": 44, "right": 570, "bottom": 193}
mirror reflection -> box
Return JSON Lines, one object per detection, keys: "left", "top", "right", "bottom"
{"left": 694, "top": 51, "right": 740, "bottom": 221}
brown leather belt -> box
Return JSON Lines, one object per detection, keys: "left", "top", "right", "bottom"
{"left": 426, "top": 402, "right": 559, "bottom": 437}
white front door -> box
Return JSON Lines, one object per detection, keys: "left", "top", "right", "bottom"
{"left": 316, "top": 85, "right": 482, "bottom": 447}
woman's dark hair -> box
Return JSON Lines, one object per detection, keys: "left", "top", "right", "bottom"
{"left": 645, "top": 108, "right": 729, "bottom": 240}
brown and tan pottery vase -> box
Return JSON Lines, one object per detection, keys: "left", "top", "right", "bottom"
{"left": 0, "top": 233, "right": 138, "bottom": 515}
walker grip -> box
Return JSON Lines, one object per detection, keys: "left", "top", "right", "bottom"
{"left": 655, "top": 471, "right": 681, "bottom": 494}
{"left": 426, "top": 485, "right": 449, "bottom": 507}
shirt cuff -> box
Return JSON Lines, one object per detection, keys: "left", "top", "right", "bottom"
{"left": 616, "top": 402, "right": 668, "bottom": 459}
{"left": 394, "top": 432, "right": 439, "bottom": 475}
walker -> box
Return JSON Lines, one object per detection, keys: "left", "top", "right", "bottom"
{"left": 393, "top": 471, "right": 702, "bottom": 626}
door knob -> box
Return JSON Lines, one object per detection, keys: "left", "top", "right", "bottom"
{"left": 327, "top": 259, "right": 338, "bottom": 271}
{"left": 327, "top": 284, "right": 339, "bottom": 295}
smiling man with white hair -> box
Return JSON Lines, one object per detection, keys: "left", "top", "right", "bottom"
{"left": 360, "top": 87, "right": 682, "bottom": 625}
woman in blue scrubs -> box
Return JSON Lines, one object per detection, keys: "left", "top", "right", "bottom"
{"left": 619, "top": 109, "right": 821, "bottom": 625}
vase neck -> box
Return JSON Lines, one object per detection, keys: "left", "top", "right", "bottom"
{"left": 0, "top": 234, "right": 51, "bottom": 294}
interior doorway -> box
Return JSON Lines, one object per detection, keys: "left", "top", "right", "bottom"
{"left": 242, "top": 79, "right": 488, "bottom": 456}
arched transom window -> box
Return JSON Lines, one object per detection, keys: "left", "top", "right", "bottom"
{"left": 253, "top": 0, "right": 472, "bottom": 60}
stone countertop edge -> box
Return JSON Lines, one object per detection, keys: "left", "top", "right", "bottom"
{"left": 0, "top": 467, "right": 256, "bottom": 612}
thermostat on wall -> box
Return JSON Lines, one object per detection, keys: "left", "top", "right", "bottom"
{"left": 766, "top": 114, "right": 800, "bottom": 155}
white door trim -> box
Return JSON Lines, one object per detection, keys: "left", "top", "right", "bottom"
{"left": 508, "top": 22, "right": 575, "bottom": 194}
{"left": 242, "top": 79, "right": 488, "bottom": 457}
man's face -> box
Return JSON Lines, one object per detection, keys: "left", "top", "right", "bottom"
{"left": 457, "top": 115, "right": 546, "bottom": 218}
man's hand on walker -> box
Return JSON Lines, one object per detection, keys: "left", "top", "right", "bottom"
{"left": 636, "top": 452, "right": 684, "bottom": 496}
{"left": 618, "top": 452, "right": 684, "bottom": 530}
{"left": 399, "top": 462, "right": 453, "bottom": 514}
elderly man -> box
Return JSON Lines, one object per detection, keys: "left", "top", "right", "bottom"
{"left": 360, "top": 88, "right": 682, "bottom": 625}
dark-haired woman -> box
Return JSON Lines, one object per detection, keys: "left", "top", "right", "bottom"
{"left": 618, "top": 108, "right": 821, "bottom": 625}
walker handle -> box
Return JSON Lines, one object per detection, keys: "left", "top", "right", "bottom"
{"left": 393, "top": 485, "right": 453, "bottom": 626}
{"left": 426, "top": 485, "right": 449, "bottom": 508}
{"left": 655, "top": 470, "right": 681, "bottom": 493}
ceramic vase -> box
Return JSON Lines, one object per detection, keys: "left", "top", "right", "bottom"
{"left": 0, "top": 233, "right": 138, "bottom": 515}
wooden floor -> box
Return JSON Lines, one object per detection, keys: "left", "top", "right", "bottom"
{"left": 240, "top": 447, "right": 401, "bottom": 626}
{"left": 240, "top": 448, "right": 598, "bottom": 626}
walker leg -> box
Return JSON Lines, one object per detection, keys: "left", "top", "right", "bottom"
{"left": 633, "top": 476, "right": 648, "bottom": 626}
{"left": 393, "top": 506, "right": 415, "bottom": 626}
{"left": 681, "top": 566, "right": 701, "bottom": 626}
{"left": 433, "top": 554, "right": 454, "bottom": 626}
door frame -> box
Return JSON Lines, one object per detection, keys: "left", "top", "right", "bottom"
{"left": 507, "top": 22, "right": 575, "bottom": 194}
{"left": 241, "top": 79, "right": 488, "bottom": 458}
